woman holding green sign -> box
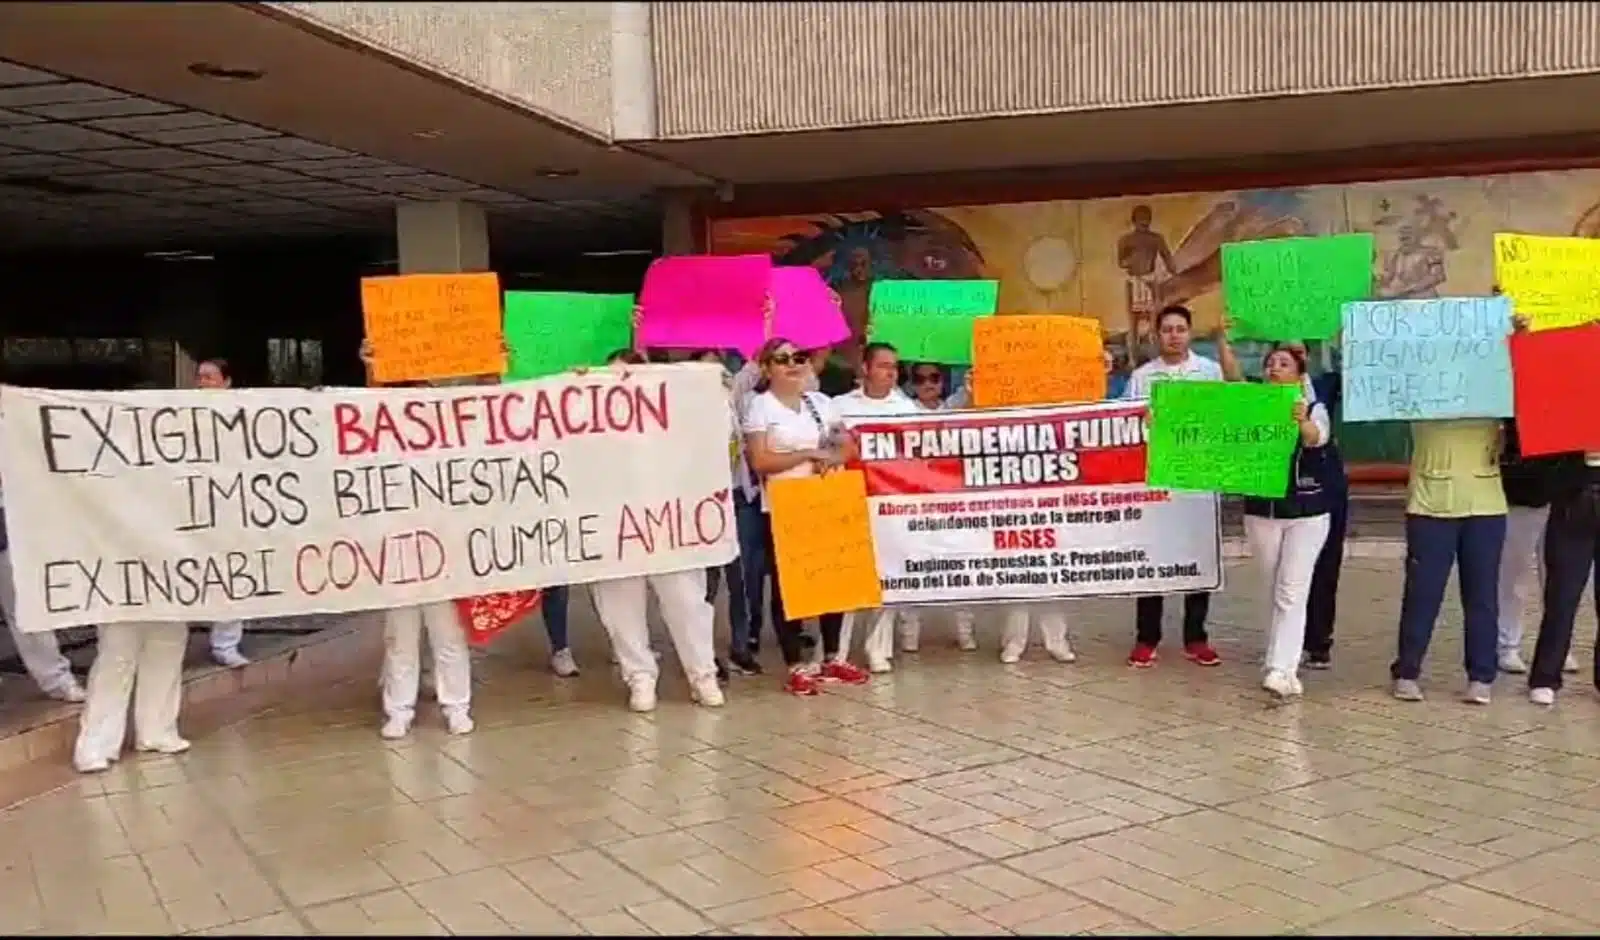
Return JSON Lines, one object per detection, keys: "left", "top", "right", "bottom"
{"left": 1217, "top": 340, "right": 1335, "bottom": 699}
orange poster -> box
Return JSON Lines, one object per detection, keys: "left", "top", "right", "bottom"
{"left": 361, "top": 272, "right": 506, "bottom": 383}
{"left": 768, "top": 470, "right": 882, "bottom": 620}
{"left": 972, "top": 315, "right": 1106, "bottom": 407}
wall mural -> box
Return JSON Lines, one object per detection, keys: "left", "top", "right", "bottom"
{"left": 709, "top": 167, "right": 1600, "bottom": 465}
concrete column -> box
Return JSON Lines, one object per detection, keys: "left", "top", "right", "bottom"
{"left": 396, "top": 201, "right": 490, "bottom": 274}
{"left": 611, "top": 1, "right": 657, "bottom": 141}
{"left": 660, "top": 189, "right": 698, "bottom": 256}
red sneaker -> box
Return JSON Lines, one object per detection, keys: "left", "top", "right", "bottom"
{"left": 1184, "top": 642, "right": 1221, "bottom": 666}
{"left": 819, "top": 659, "right": 870, "bottom": 685}
{"left": 1127, "top": 643, "right": 1158, "bottom": 668}
{"left": 784, "top": 669, "right": 820, "bottom": 696}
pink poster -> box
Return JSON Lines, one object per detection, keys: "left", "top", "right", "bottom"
{"left": 637, "top": 254, "right": 770, "bottom": 355}
{"left": 770, "top": 266, "right": 850, "bottom": 351}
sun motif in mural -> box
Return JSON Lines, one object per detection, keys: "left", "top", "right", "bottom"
{"left": 1023, "top": 235, "right": 1077, "bottom": 293}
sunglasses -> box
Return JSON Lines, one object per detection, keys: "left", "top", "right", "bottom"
{"left": 765, "top": 352, "right": 806, "bottom": 367}
{"left": 912, "top": 372, "right": 943, "bottom": 384}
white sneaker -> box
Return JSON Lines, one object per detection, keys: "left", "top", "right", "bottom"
{"left": 550, "top": 648, "right": 579, "bottom": 678}
{"left": 136, "top": 737, "right": 191, "bottom": 755}
{"left": 48, "top": 680, "right": 87, "bottom": 703}
{"left": 956, "top": 624, "right": 978, "bottom": 652}
{"left": 999, "top": 645, "right": 1024, "bottom": 665}
{"left": 444, "top": 709, "right": 475, "bottom": 735}
{"left": 690, "top": 677, "right": 725, "bottom": 707}
{"left": 1463, "top": 681, "right": 1492, "bottom": 705}
{"left": 1262, "top": 670, "right": 1299, "bottom": 699}
{"left": 1530, "top": 687, "right": 1557, "bottom": 706}
{"left": 1045, "top": 640, "right": 1077, "bottom": 664}
{"left": 213, "top": 648, "right": 251, "bottom": 669}
{"left": 627, "top": 678, "right": 658, "bottom": 713}
{"left": 1564, "top": 654, "right": 1580, "bottom": 674}
{"left": 380, "top": 715, "right": 412, "bottom": 740}
{"left": 1498, "top": 651, "right": 1528, "bottom": 674}
{"left": 867, "top": 654, "right": 893, "bottom": 674}
{"left": 74, "top": 755, "right": 112, "bottom": 774}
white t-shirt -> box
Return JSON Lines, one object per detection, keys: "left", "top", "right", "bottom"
{"left": 742, "top": 390, "right": 842, "bottom": 512}
{"left": 1123, "top": 352, "right": 1224, "bottom": 399}
{"left": 832, "top": 387, "right": 917, "bottom": 419}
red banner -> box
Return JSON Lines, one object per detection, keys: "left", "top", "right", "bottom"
{"left": 455, "top": 590, "right": 542, "bottom": 647}
{"left": 849, "top": 403, "right": 1150, "bottom": 497}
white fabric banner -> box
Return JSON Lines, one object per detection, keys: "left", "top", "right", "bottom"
{"left": 0, "top": 364, "right": 737, "bottom": 632}
{"left": 846, "top": 399, "right": 1223, "bottom": 606}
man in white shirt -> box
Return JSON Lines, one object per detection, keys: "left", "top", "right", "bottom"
{"left": 832, "top": 343, "right": 922, "bottom": 671}
{"left": 1122, "top": 304, "right": 1224, "bottom": 669}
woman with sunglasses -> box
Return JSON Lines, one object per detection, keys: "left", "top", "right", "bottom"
{"left": 587, "top": 349, "right": 724, "bottom": 711}
{"left": 900, "top": 362, "right": 981, "bottom": 653}
{"left": 743, "top": 338, "right": 871, "bottom": 695}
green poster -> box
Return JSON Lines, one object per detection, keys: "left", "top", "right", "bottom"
{"left": 1146, "top": 380, "right": 1302, "bottom": 498}
{"left": 502, "top": 292, "right": 635, "bottom": 380}
{"left": 1221, "top": 234, "right": 1374, "bottom": 342}
{"left": 867, "top": 279, "right": 999, "bottom": 365}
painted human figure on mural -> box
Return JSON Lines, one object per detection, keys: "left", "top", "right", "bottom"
{"left": 774, "top": 211, "right": 987, "bottom": 389}
{"left": 1116, "top": 204, "right": 1176, "bottom": 348}
{"left": 1377, "top": 224, "right": 1448, "bottom": 299}
{"left": 1374, "top": 195, "right": 1459, "bottom": 300}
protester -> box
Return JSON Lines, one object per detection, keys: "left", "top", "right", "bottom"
{"left": 899, "top": 361, "right": 979, "bottom": 652}
{"left": 1496, "top": 418, "right": 1578, "bottom": 676}
{"left": 1391, "top": 415, "right": 1506, "bottom": 704}
{"left": 831, "top": 343, "right": 921, "bottom": 672}
{"left": 194, "top": 358, "right": 252, "bottom": 668}
{"left": 0, "top": 405, "right": 86, "bottom": 704}
{"left": 72, "top": 382, "right": 184, "bottom": 773}
{"left": 1123, "top": 304, "right": 1223, "bottom": 667}
{"left": 580, "top": 349, "right": 723, "bottom": 710}
{"left": 1234, "top": 345, "right": 1332, "bottom": 698}
{"left": 1525, "top": 448, "right": 1599, "bottom": 705}
{"left": 1299, "top": 342, "right": 1348, "bottom": 671}
{"left": 690, "top": 349, "right": 751, "bottom": 677}
{"left": 728, "top": 345, "right": 824, "bottom": 667}
{"left": 743, "top": 337, "right": 870, "bottom": 694}
{"left": 358, "top": 342, "right": 474, "bottom": 738}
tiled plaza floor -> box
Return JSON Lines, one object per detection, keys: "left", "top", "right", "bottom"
{"left": 3, "top": 558, "right": 1600, "bottom": 935}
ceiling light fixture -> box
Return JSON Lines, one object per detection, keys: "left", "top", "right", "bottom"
{"left": 412, "top": 129, "right": 445, "bottom": 140}
{"left": 187, "top": 62, "right": 265, "bottom": 82}
{"left": 535, "top": 168, "right": 579, "bottom": 179}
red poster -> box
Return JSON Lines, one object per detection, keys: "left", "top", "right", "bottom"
{"left": 454, "top": 590, "right": 542, "bottom": 647}
{"left": 1511, "top": 323, "right": 1600, "bottom": 456}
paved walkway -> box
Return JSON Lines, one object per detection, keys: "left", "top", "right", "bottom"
{"left": 3, "top": 558, "right": 1600, "bottom": 936}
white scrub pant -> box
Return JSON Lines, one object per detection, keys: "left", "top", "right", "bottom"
{"left": 74, "top": 621, "right": 189, "bottom": 767}
{"left": 1498, "top": 504, "right": 1549, "bottom": 655}
{"left": 1002, "top": 603, "right": 1071, "bottom": 660}
{"left": 209, "top": 620, "right": 244, "bottom": 656}
{"left": 0, "top": 549, "right": 78, "bottom": 695}
{"left": 381, "top": 602, "right": 471, "bottom": 722}
{"left": 1245, "top": 513, "right": 1331, "bottom": 677}
{"left": 840, "top": 608, "right": 897, "bottom": 664}
{"left": 898, "top": 608, "right": 976, "bottom": 650}
{"left": 592, "top": 570, "right": 717, "bottom": 685}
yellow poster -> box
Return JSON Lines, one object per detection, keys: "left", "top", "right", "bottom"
{"left": 1493, "top": 232, "right": 1600, "bottom": 331}
{"left": 361, "top": 272, "right": 506, "bottom": 384}
{"left": 972, "top": 315, "right": 1105, "bottom": 407}
{"left": 768, "top": 470, "right": 882, "bottom": 620}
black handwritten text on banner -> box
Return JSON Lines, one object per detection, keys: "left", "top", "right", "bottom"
{"left": 846, "top": 400, "right": 1223, "bottom": 605}
{"left": 0, "top": 364, "right": 736, "bottom": 632}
